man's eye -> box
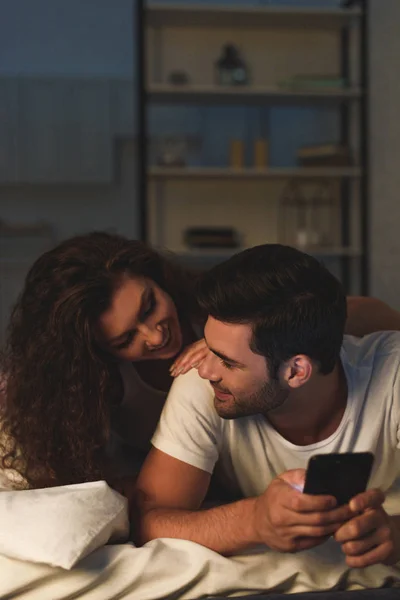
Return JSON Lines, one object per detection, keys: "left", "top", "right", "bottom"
{"left": 220, "top": 359, "right": 234, "bottom": 370}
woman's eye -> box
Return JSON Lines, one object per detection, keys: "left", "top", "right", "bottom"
{"left": 142, "top": 292, "right": 156, "bottom": 319}
{"left": 115, "top": 331, "right": 135, "bottom": 350}
{"left": 113, "top": 290, "right": 156, "bottom": 351}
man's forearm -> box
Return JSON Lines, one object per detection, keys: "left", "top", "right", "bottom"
{"left": 137, "top": 497, "right": 261, "bottom": 555}
{"left": 345, "top": 296, "right": 400, "bottom": 337}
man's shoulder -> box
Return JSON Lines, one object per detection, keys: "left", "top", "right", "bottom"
{"left": 172, "top": 368, "right": 213, "bottom": 393}
{"left": 167, "top": 369, "right": 215, "bottom": 412}
{"left": 153, "top": 369, "right": 222, "bottom": 472}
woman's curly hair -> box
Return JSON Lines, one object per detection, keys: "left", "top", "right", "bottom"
{"left": 0, "top": 231, "right": 200, "bottom": 488}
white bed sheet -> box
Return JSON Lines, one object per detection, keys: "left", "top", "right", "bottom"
{"left": 1, "top": 537, "right": 400, "bottom": 600}
{"left": 0, "top": 479, "right": 399, "bottom": 599}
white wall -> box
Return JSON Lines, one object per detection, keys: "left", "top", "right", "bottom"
{"left": 369, "top": 0, "right": 400, "bottom": 307}
{"left": 0, "top": 0, "right": 135, "bottom": 77}
{"left": 0, "top": 0, "right": 139, "bottom": 241}
{"left": 1, "top": 140, "right": 138, "bottom": 239}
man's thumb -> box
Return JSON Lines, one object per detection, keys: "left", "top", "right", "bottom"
{"left": 279, "top": 469, "right": 306, "bottom": 492}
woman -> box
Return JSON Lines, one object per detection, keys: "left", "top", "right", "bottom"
{"left": 1, "top": 231, "right": 399, "bottom": 490}
{"left": 0, "top": 231, "right": 207, "bottom": 489}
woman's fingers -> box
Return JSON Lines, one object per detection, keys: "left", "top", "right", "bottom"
{"left": 170, "top": 339, "right": 209, "bottom": 376}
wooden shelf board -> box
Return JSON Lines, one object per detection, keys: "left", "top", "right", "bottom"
{"left": 148, "top": 84, "right": 363, "bottom": 104}
{"left": 171, "top": 247, "right": 363, "bottom": 260}
{"left": 149, "top": 166, "right": 362, "bottom": 180}
{"left": 146, "top": 4, "right": 362, "bottom": 30}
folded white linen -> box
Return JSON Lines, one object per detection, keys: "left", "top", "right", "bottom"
{"left": 0, "top": 480, "right": 129, "bottom": 568}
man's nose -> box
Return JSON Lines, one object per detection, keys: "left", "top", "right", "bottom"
{"left": 198, "top": 352, "right": 220, "bottom": 382}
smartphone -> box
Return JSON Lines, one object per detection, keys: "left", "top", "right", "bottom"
{"left": 303, "top": 452, "right": 374, "bottom": 506}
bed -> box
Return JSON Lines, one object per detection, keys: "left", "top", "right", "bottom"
{"left": 0, "top": 481, "right": 399, "bottom": 600}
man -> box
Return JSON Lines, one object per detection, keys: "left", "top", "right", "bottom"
{"left": 135, "top": 244, "right": 400, "bottom": 571}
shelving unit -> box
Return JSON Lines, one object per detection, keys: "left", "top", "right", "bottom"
{"left": 137, "top": 0, "right": 368, "bottom": 294}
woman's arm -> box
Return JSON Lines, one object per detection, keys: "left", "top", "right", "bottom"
{"left": 346, "top": 296, "right": 400, "bottom": 337}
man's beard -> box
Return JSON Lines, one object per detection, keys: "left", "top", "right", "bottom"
{"left": 213, "top": 378, "right": 289, "bottom": 419}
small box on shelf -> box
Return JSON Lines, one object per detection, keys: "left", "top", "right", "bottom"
{"left": 183, "top": 227, "right": 241, "bottom": 250}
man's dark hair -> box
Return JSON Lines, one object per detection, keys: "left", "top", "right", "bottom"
{"left": 197, "top": 244, "right": 347, "bottom": 377}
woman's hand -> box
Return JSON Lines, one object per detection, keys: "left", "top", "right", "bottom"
{"left": 170, "top": 339, "right": 209, "bottom": 377}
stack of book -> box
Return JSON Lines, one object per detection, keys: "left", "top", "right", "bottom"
{"left": 297, "top": 144, "right": 352, "bottom": 167}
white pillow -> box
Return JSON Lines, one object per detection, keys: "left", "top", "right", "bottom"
{"left": 0, "top": 480, "right": 129, "bottom": 569}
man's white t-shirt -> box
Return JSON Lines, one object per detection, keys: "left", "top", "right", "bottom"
{"left": 152, "top": 332, "right": 400, "bottom": 510}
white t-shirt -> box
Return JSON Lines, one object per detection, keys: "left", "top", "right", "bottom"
{"left": 152, "top": 332, "right": 400, "bottom": 509}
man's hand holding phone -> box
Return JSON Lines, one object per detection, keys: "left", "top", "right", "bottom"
{"left": 334, "top": 489, "right": 400, "bottom": 567}
{"left": 300, "top": 451, "right": 400, "bottom": 567}
{"left": 253, "top": 469, "right": 353, "bottom": 553}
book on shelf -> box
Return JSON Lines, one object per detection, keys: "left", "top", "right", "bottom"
{"left": 278, "top": 74, "right": 346, "bottom": 90}
{"left": 297, "top": 143, "right": 353, "bottom": 167}
{"left": 184, "top": 227, "right": 240, "bottom": 249}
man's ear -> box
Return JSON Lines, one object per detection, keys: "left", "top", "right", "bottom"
{"left": 280, "top": 355, "right": 313, "bottom": 389}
